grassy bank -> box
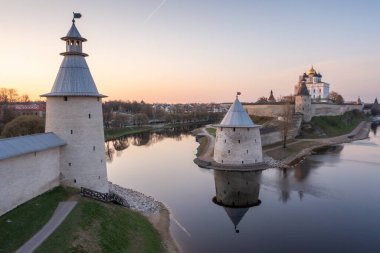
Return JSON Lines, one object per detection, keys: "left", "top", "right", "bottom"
{"left": 0, "top": 187, "right": 165, "bottom": 253}
{"left": 105, "top": 120, "right": 211, "bottom": 140}
{"left": 299, "top": 110, "right": 367, "bottom": 138}
{"left": 206, "top": 127, "right": 216, "bottom": 136}
{"left": 104, "top": 126, "right": 151, "bottom": 140}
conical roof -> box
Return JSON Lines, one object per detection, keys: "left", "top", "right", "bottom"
{"left": 295, "top": 81, "right": 310, "bottom": 96}
{"left": 218, "top": 98, "right": 255, "bottom": 127}
{"left": 42, "top": 56, "right": 104, "bottom": 97}
{"left": 41, "top": 19, "right": 104, "bottom": 97}
{"left": 61, "top": 23, "right": 87, "bottom": 41}
{"left": 224, "top": 207, "right": 249, "bottom": 231}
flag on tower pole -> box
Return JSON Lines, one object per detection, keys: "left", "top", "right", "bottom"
{"left": 73, "top": 12, "right": 82, "bottom": 19}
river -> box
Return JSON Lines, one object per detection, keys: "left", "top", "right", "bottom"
{"left": 107, "top": 124, "right": 380, "bottom": 253}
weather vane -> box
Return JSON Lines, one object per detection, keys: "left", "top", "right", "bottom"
{"left": 236, "top": 91, "right": 241, "bottom": 99}
{"left": 72, "top": 12, "right": 82, "bottom": 23}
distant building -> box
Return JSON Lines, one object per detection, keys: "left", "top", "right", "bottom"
{"left": 295, "top": 66, "right": 330, "bottom": 102}
{"left": 268, "top": 90, "right": 276, "bottom": 103}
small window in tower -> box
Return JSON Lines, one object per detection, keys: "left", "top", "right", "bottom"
{"left": 89, "top": 114, "right": 91, "bottom": 119}
{"left": 74, "top": 179, "right": 76, "bottom": 183}
{"left": 255, "top": 159, "right": 257, "bottom": 163}
{"left": 64, "top": 96, "right": 68, "bottom": 101}
{"left": 247, "top": 150, "right": 248, "bottom": 154}
{"left": 69, "top": 163, "right": 72, "bottom": 166}
{"left": 70, "top": 40, "right": 74, "bottom": 45}
{"left": 76, "top": 40, "right": 79, "bottom": 46}
{"left": 228, "top": 150, "right": 230, "bottom": 154}
{"left": 93, "top": 146, "right": 96, "bottom": 151}
{"left": 97, "top": 97, "right": 100, "bottom": 102}
{"left": 34, "top": 152, "right": 37, "bottom": 157}
{"left": 233, "top": 128, "right": 236, "bottom": 132}
{"left": 221, "top": 127, "right": 223, "bottom": 131}
{"left": 70, "top": 130, "right": 73, "bottom": 134}
{"left": 255, "top": 139, "right": 256, "bottom": 143}
{"left": 222, "top": 160, "right": 224, "bottom": 164}
{"left": 101, "top": 160, "right": 103, "bottom": 163}
{"left": 242, "top": 161, "right": 244, "bottom": 164}
{"left": 247, "top": 128, "right": 250, "bottom": 131}
{"left": 98, "top": 176, "right": 101, "bottom": 179}
{"left": 238, "top": 140, "right": 240, "bottom": 143}
{"left": 224, "top": 139, "right": 226, "bottom": 143}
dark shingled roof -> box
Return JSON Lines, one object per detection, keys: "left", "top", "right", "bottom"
{"left": 295, "top": 81, "right": 310, "bottom": 96}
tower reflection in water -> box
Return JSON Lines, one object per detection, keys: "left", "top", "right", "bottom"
{"left": 212, "top": 170, "right": 262, "bottom": 233}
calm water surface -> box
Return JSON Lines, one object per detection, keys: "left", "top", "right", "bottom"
{"left": 107, "top": 125, "right": 380, "bottom": 253}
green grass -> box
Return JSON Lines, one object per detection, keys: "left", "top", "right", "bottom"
{"left": 0, "top": 187, "right": 69, "bottom": 253}
{"left": 0, "top": 187, "right": 165, "bottom": 253}
{"left": 206, "top": 127, "right": 216, "bottom": 137}
{"left": 265, "top": 141, "right": 318, "bottom": 160}
{"left": 36, "top": 200, "right": 165, "bottom": 253}
{"left": 299, "top": 110, "right": 367, "bottom": 139}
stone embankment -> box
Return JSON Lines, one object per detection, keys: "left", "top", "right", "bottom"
{"left": 109, "top": 182, "right": 160, "bottom": 214}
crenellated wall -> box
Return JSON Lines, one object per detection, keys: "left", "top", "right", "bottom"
{"left": 0, "top": 148, "right": 60, "bottom": 216}
{"left": 244, "top": 103, "right": 293, "bottom": 117}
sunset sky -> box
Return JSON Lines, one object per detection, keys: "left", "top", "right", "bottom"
{"left": 0, "top": 0, "right": 379, "bottom": 103}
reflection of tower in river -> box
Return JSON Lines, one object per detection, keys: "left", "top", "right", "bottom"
{"left": 213, "top": 170, "right": 262, "bottom": 233}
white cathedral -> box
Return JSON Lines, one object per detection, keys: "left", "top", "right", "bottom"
{"left": 295, "top": 66, "right": 330, "bottom": 102}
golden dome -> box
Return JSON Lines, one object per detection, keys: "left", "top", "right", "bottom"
{"left": 306, "top": 65, "right": 316, "bottom": 75}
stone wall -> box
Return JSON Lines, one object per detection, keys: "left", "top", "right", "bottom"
{"left": 214, "top": 126, "right": 263, "bottom": 165}
{"left": 0, "top": 148, "right": 60, "bottom": 216}
{"left": 244, "top": 102, "right": 362, "bottom": 118}
{"left": 260, "top": 113, "right": 303, "bottom": 146}
{"left": 45, "top": 97, "right": 109, "bottom": 193}
{"left": 244, "top": 103, "right": 293, "bottom": 117}
{"left": 311, "top": 103, "right": 362, "bottom": 117}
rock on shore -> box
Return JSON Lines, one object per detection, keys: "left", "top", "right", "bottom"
{"left": 109, "top": 182, "right": 160, "bottom": 214}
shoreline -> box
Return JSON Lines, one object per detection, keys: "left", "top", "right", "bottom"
{"left": 109, "top": 183, "right": 180, "bottom": 253}
{"left": 194, "top": 121, "right": 371, "bottom": 169}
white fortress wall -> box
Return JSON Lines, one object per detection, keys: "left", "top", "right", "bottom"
{"left": 244, "top": 104, "right": 295, "bottom": 117}
{"left": 0, "top": 148, "right": 60, "bottom": 216}
{"left": 311, "top": 103, "right": 362, "bottom": 117}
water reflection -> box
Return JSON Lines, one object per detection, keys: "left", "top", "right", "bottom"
{"left": 212, "top": 170, "right": 262, "bottom": 233}
{"left": 105, "top": 125, "right": 202, "bottom": 162}
{"left": 371, "top": 123, "right": 378, "bottom": 135}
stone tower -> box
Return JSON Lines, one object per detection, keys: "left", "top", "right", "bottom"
{"left": 41, "top": 16, "right": 109, "bottom": 193}
{"left": 294, "top": 75, "right": 312, "bottom": 122}
{"left": 213, "top": 93, "right": 263, "bottom": 165}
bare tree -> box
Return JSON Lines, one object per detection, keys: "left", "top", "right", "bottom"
{"left": 280, "top": 101, "right": 294, "bottom": 148}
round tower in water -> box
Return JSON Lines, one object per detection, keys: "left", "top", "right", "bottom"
{"left": 41, "top": 16, "right": 109, "bottom": 193}
{"left": 213, "top": 93, "right": 263, "bottom": 165}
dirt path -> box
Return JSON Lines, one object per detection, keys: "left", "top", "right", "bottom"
{"left": 197, "top": 125, "right": 215, "bottom": 162}
{"left": 16, "top": 201, "right": 77, "bottom": 253}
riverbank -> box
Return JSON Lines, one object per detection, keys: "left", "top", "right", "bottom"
{"left": 109, "top": 183, "right": 180, "bottom": 253}
{"left": 194, "top": 121, "right": 371, "bottom": 169}
{"left": 0, "top": 186, "right": 170, "bottom": 253}
{"left": 105, "top": 121, "right": 212, "bottom": 141}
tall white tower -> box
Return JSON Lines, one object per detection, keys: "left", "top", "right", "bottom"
{"left": 213, "top": 93, "right": 263, "bottom": 165}
{"left": 42, "top": 15, "right": 109, "bottom": 193}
